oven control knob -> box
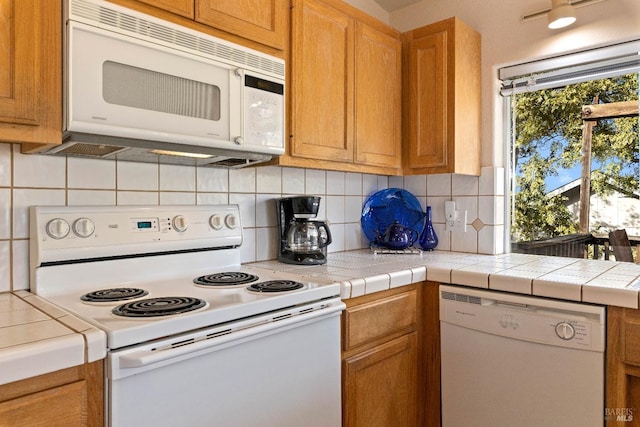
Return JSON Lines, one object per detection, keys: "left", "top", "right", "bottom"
{"left": 555, "top": 322, "right": 575, "bottom": 340}
{"left": 225, "top": 213, "right": 238, "bottom": 229}
{"left": 46, "top": 218, "right": 70, "bottom": 239}
{"left": 72, "top": 217, "right": 95, "bottom": 238}
{"left": 209, "top": 214, "right": 223, "bottom": 230}
{"left": 172, "top": 215, "right": 188, "bottom": 233}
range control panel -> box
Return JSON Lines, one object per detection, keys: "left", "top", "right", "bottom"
{"left": 31, "top": 205, "right": 243, "bottom": 265}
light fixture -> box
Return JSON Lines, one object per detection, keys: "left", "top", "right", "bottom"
{"left": 150, "top": 149, "right": 214, "bottom": 159}
{"left": 548, "top": 0, "right": 576, "bottom": 29}
{"left": 522, "top": 0, "right": 606, "bottom": 28}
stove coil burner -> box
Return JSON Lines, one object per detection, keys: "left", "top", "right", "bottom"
{"left": 247, "top": 280, "right": 304, "bottom": 293}
{"left": 81, "top": 288, "right": 149, "bottom": 302}
{"left": 193, "top": 272, "right": 259, "bottom": 287}
{"left": 112, "top": 296, "right": 207, "bottom": 317}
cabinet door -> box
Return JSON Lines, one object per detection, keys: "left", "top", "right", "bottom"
{"left": 354, "top": 22, "right": 401, "bottom": 169}
{"left": 0, "top": 381, "right": 86, "bottom": 426}
{"left": 0, "top": 0, "right": 61, "bottom": 148}
{"left": 343, "top": 333, "right": 418, "bottom": 427}
{"left": 196, "top": 0, "right": 287, "bottom": 50}
{"left": 405, "top": 28, "right": 449, "bottom": 171}
{"left": 133, "top": 0, "right": 195, "bottom": 18}
{"left": 404, "top": 18, "right": 480, "bottom": 176}
{"left": 289, "top": 0, "right": 354, "bottom": 162}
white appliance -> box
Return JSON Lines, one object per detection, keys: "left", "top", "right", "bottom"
{"left": 440, "top": 285, "right": 605, "bottom": 427}
{"left": 43, "top": 0, "right": 285, "bottom": 168}
{"left": 30, "top": 205, "right": 344, "bottom": 426}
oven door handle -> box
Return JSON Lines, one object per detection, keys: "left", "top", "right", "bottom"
{"left": 115, "top": 301, "right": 345, "bottom": 371}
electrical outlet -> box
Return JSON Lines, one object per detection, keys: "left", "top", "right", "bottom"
{"left": 445, "top": 201, "right": 467, "bottom": 232}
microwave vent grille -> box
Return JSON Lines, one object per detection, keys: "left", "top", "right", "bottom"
{"left": 70, "top": 0, "right": 285, "bottom": 79}
{"left": 206, "top": 158, "right": 254, "bottom": 168}
{"left": 55, "top": 142, "right": 127, "bottom": 157}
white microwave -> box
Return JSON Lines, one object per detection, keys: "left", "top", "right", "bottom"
{"left": 46, "top": 0, "right": 285, "bottom": 168}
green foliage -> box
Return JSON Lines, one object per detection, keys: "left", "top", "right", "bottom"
{"left": 512, "top": 73, "right": 639, "bottom": 242}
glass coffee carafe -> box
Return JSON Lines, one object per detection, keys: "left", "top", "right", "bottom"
{"left": 286, "top": 219, "right": 332, "bottom": 253}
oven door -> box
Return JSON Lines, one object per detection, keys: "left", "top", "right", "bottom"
{"left": 107, "top": 299, "right": 344, "bottom": 427}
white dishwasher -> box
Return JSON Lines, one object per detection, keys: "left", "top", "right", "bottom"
{"left": 440, "top": 285, "right": 606, "bottom": 427}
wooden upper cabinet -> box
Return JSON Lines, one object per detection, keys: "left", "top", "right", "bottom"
{"left": 403, "top": 17, "right": 481, "bottom": 176}
{"left": 283, "top": 0, "right": 402, "bottom": 174}
{"left": 290, "top": 0, "right": 354, "bottom": 163}
{"left": 354, "top": 21, "right": 401, "bottom": 169}
{"left": 196, "top": 0, "right": 288, "bottom": 50}
{"left": 133, "top": 0, "right": 195, "bottom": 18}
{"left": 0, "top": 0, "right": 62, "bottom": 150}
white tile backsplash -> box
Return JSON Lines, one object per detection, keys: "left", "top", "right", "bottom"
{"left": 197, "top": 168, "right": 228, "bottom": 192}
{"left": 326, "top": 171, "right": 346, "bottom": 195}
{"left": 196, "top": 192, "right": 228, "bottom": 205}
{"left": 68, "top": 158, "right": 115, "bottom": 189}
{"left": 159, "top": 164, "right": 196, "bottom": 191}
{"left": 0, "top": 144, "right": 11, "bottom": 187}
{"left": 256, "top": 166, "right": 282, "bottom": 193}
{"left": 452, "top": 174, "right": 479, "bottom": 196}
{"left": 68, "top": 190, "right": 116, "bottom": 206}
{"left": 0, "top": 189, "right": 10, "bottom": 240}
{"left": 13, "top": 147, "right": 66, "bottom": 188}
{"left": 427, "top": 174, "right": 451, "bottom": 196}
{"left": 12, "top": 240, "right": 28, "bottom": 290}
{"left": 0, "top": 241, "right": 9, "bottom": 292}
{"left": 117, "top": 191, "right": 158, "bottom": 205}
{"left": 404, "top": 175, "right": 427, "bottom": 196}
{"left": 345, "top": 173, "right": 362, "bottom": 195}
{"left": 305, "top": 169, "right": 326, "bottom": 194}
{"left": 12, "top": 189, "right": 65, "bottom": 238}
{"left": 229, "top": 168, "right": 256, "bottom": 193}
{"left": 159, "top": 191, "right": 196, "bottom": 205}
{"left": 282, "top": 168, "right": 305, "bottom": 194}
{"left": 0, "top": 142, "right": 506, "bottom": 291}
{"left": 256, "top": 194, "right": 278, "bottom": 227}
{"left": 326, "top": 195, "right": 345, "bottom": 223}
{"left": 117, "top": 161, "right": 158, "bottom": 191}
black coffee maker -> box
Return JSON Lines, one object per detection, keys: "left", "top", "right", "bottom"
{"left": 276, "top": 196, "right": 332, "bottom": 265}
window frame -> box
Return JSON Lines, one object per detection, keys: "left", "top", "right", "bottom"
{"left": 500, "top": 39, "right": 640, "bottom": 253}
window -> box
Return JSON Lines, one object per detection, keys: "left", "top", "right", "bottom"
{"left": 500, "top": 41, "right": 640, "bottom": 260}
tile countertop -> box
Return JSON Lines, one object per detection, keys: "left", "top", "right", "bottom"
{"left": 0, "top": 291, "right": 106, "bottom": 386}
{"left": 249, "top": 249, "right": 640, "bottom": 309}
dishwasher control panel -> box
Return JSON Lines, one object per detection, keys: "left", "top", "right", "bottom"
{"left": 439, "top": 285, "right": 605, "bottom": 352}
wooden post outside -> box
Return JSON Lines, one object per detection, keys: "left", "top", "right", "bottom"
{"left": 578, "top": 99, "right": 638, "bottom": 235}
{"left": 579, "top": 119, "right": 594, "bottom": 233}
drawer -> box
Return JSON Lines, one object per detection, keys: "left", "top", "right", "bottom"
{"left": 343, "top": 289, "right": 417, "bottom": 351}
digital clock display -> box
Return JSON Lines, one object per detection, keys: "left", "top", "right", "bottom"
{"left": 137, "top": 221, "right": 153, "bottom": 229}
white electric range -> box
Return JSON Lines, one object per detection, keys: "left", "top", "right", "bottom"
{"left": 30, "top": 204, "right": 344, "bottom": 427}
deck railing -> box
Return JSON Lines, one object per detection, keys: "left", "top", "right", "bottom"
{"left": 511, "top": 233, "right": 640, "bottom": 262}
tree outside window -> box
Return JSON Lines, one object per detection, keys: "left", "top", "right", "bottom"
{"left": 510, "top": 73, "right": 639, "bottom": 257}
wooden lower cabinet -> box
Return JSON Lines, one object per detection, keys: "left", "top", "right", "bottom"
{"left": 0, "top": 360, "right": 104, "bottom": 427}
{"left": 344, "top": 333, "right": 417, "bottom": 427}
{"left": 607, "top": 306, "right": 640, "bottom": 426}
{"left": 341, "top": 282, "right": 441, "bottom": 427}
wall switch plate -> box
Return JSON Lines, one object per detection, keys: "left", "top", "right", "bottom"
{"left": 445, "top": 201, "right": 467, "bottom": 232}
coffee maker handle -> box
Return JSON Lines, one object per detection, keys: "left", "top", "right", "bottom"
{"left": 318, "top": 223, "right": 332, "bottom": 248}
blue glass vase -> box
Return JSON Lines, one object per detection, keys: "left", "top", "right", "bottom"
{"left": 419, "top": 206, "right": 438, "bottom": 251}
